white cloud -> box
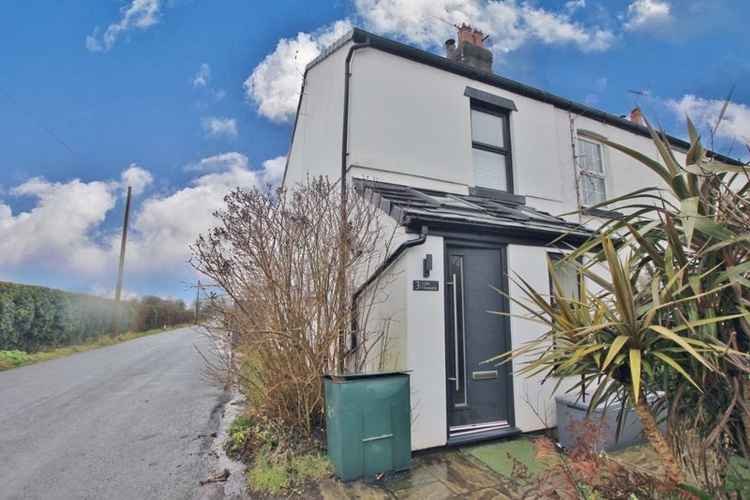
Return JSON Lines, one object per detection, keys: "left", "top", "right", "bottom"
{"left": 0, "top": 153, "right": 283, "bottom": 293}
{"left": 192, "top": 63, "right": 211, "bottom": 88}
{"left": 519, "top": 5, "right": 614, "bottom": 52}
{"left": 201, "top": 116, "right": 238, "bottom": 138}
{"left": 127, "top": 158, "right": 258, "bottom": 274}
{"left": 190, "top": 63, "right": 226, "bottom": 102}
{"left": 0, "top": 178, "right": 116, "bottom": 273}
{"left": 185, "top": 152, "right": 249, "bottom": 172}
{"left": 667, "top": 95, "right": 750, "bottom": 146}
{"left": 86, "top": 0, "right": 161, "bottom": 52}
{"left": 121, "top": 164, "right": 153, "bottom": 195}
{"left": 355, "top": 0, "right": 614, "bottom": 53}
{"left": 624, "top": 0, "right": 671, "bottom": 31}
{"left": 243, "top": 20, "right": 353, "bottom": 122}
{"left": 244, "top": 2, "right": 615, "bottom": 122}
{"left": 261, "top": 155, "right": 287, "bottom": 186}
{"left": 565, "top": 0, "right": 586, "bottom": 13}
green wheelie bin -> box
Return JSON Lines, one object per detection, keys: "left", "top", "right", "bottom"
{"left": 324, "top": 372, "right": 411, "bottom": 481}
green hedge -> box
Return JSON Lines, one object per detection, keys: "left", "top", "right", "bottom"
{"left": 0, "top": 281, "right": 193, "bottom": 352}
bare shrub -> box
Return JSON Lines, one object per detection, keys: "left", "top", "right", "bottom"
{"left": 190, "top": 177, "right": 396, "bottom": 434}
{"left": 541, "top": 420, "right": 682, "bottom": 499}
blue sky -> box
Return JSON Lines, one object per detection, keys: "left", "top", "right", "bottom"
{"left": 1, "top": 0, "right": 748, "bottom": 301}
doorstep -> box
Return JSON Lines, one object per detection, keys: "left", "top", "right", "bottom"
{"left": 446, "top": 425, "right": 521, "bottom": 447}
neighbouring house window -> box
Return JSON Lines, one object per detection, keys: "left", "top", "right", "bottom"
{"left": 548, "top": 253, "right": 580, "bottom": 307}
{"left": 548, "top": 253, "right": 581, "bottom": 379}
{"left": 471, "top": 104, "right": 512, "bottom": 192}
{"left": 577, "top": 138, "right": 606, "bottom": 206}
{"left": 549, "top": 253, "right": 586, "bottom": 390}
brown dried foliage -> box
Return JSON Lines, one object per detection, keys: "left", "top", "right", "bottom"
{"left": 516, "top": 421, "right": 691, "bottom": 499}
{"left": 190, "top": 177, "right": 396, "bottom": 434}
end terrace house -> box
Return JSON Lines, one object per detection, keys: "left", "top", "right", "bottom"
{"left": 281, "top": 26, "right": 734, "bottom": 451}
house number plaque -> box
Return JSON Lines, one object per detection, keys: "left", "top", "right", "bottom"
{"left": 413, "top": 280, "right": 439, "bottom": 291}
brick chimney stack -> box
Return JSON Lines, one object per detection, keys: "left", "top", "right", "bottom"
{"left": 629, "top": 107, "right": 644, "bottom": 125}
{"left": 457, "top": 24, "right": 486, "bottom": 47}
{"left": 445, "top": 24, "right": 493, "bottom": 73}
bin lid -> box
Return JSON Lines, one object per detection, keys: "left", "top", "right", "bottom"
{"left": 324, "top": 370, "right": 410, "bottom": 382}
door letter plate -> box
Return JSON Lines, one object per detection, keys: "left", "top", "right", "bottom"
{"left": 472, "top": 370, "right": 498, "bottom": 380}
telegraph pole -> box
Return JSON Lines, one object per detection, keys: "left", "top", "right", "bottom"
{"left": 194, "top": 280, "right": 201, "bottom": 324}
{"left": 114, "top": 186, "right": 132, "bottom": 333}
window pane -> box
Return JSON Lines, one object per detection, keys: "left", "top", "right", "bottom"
{"left": 471, "top": 109, "right": 504, "bottom": 148}
{"left": 581, "top": 174, "right": 606, "bottom": 205}
{"left": 551, "top": 258, "right": 579, "bottom": 300}
{"left": 590, "top": 142, "right": 603, "bottom": 173}
{"left": 578, "top": 139, "right": 603, "bottom": 173}
{"left": 472, "top": 149, "right": 507, "bottom": 191}
{"left": 579, "top": 140, "right": 592, "bottom": 171}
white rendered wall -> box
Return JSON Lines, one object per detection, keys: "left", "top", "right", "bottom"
{"left": 283, "top": 41, "right": 353, "bottom": 189}
{"left": 355, "top": 233, "right": 447, "bottom": 450}
{"left": 346, "top": 48, "right": 687, "bottom": 217}
{"left": 507, "top": 244, "right": 577, "bottom": 432}
{"left": 285, "top": 44, "right": 688, "bottom": 219}
{"left": 403, "top": 235, "right": 447, "bottom": 450}
{"left": 357, "top": 254, "right": 408, "bottom": 374}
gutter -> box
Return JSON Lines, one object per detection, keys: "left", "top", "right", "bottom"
{"left": 352, "top": 225, "right": 429, "bottom": 303}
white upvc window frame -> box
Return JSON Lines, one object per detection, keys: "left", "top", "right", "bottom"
{"left": 576, "top": 137, "right": 607, "bottom": 207}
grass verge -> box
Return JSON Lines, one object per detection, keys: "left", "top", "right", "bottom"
{"left": 0, "top": 324, "right": 190, "bottom": 371}
{"left": 225, "top": 412, "right": 331, "bottom": 497}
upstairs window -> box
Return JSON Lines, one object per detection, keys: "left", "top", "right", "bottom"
{"left": 577, "top": 138, "right": 606, "bottom": 206}
{"left": 471, "top": 105, "right": 513, "bottom": 192}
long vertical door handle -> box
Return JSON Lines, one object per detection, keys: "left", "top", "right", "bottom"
{"left": 452, "top": 273, "right": 460, "bottom": 392}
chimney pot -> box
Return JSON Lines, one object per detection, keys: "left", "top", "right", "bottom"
{"left": 444, "top": 38, "right": 458, "bottom": 60}
{"left": 457, "top": 23, "right": 487, "bottom": 48}
{"left": 629, "top": 107, "right": 644, "bottom": 125}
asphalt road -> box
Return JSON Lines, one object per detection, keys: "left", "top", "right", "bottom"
{"left": 0, "top": 327, "right": 227, "bottom": 500}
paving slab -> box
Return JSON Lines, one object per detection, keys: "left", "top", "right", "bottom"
{"left": 315, "top": 478, "right": 393, "bottom": 499}
{"left": 392, "top": 480, "right": 455, "bottom": 500}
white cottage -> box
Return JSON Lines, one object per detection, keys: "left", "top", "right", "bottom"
{"left": 281, "top": 26, "right": 737, "bottom": 451}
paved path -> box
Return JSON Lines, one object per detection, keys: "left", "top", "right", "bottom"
{"left": 0, "top": 327, "right": 227, "bottom": 500}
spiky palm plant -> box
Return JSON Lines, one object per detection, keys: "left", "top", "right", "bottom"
{"left": 491, "top": 113, "right": 750, "bottom": 485}
{"left": 493, "top": 236, "right": 742, "bottom": 484}
{"left": 575, "top": 115, "right": 750, "bottom": 456}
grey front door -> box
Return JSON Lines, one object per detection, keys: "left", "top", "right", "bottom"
{"left": 445, "top": 244, "right": 513, "bottom": 438}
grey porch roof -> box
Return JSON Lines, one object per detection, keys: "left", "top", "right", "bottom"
{"left": 355, "top": 179, "right": 594, "bottom": 243}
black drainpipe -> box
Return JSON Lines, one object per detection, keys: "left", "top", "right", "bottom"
{"left": 352, "top": 225, "right": 429, "bottom": 303}
{"left": 341, "top": 33, "right": 371, "bottom": 200}
{"left": 338, "top": 34, "right": 373, "bottom": 373}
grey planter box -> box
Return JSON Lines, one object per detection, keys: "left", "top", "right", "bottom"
{"left": 555, "top": 393, "right": 665, "bottom": 452}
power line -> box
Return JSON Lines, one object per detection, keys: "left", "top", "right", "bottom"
{"left": 0, "top": 87, "right": 80, "bottom": 158}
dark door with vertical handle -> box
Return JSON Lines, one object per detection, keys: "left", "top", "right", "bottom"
{"left": 445, "top": 245, "right": 512, "bottom": 438}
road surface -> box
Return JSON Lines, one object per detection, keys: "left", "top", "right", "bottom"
{"left": 0, "top": 327, "right": 227, "bottom": 500}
